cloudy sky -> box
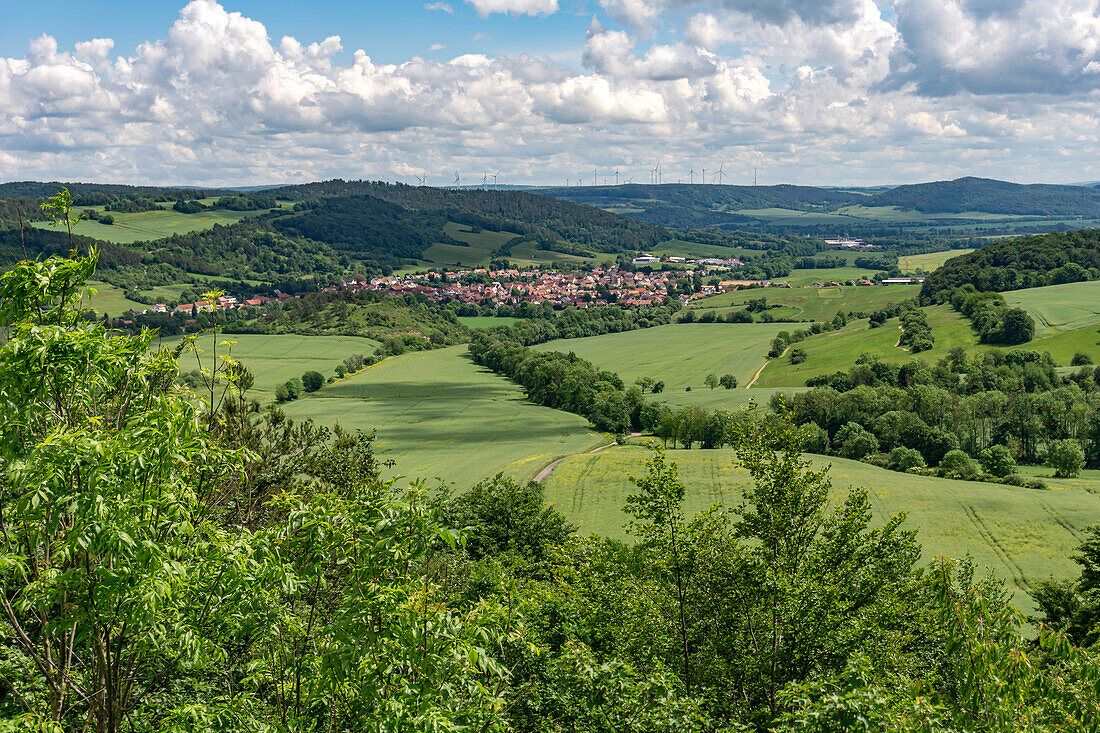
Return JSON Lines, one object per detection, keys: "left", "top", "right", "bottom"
{"left": 2, "top": 0, "right": 1100, "bottom": 187}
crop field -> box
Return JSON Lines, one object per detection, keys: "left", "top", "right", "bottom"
{"left": 161, "top": 332, "right": 377, "bottom": 402}
{"left": 688, "top": 284, "right": 919, "bottom": 322}
{"left": 653, "top": 240, "right": 759, "bottom": 259}
{"left": 1004, "top": 280, "right": 1100, "bottom": 336}
{"left": 31, "top": 203, "right": 274, "bottom": 244}
{"left": 898, "top": 249, "right": 975, "bottom": 273}
{"left": 280, "top": 345, "right": 602, "bottom": 489}
{"left": 540, "top": 445, "right": 1100, "bottom": 610}
{"left": 755, "top": 304, "right": 979, "bottom": 387}
{"left": 534, "top": 323, "right": 787, "bottom": 390}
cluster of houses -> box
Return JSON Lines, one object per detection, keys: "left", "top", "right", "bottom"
{"left": 330, "top": 266, "right": 712, "bottom": 308}
{"left": 115, "top": 265, "right": 924, "bottom": 323}
{"left": 631, "top": 254, "right": 744, "bottom": 267}
{"left": 809, "top": 276, "right": 925, "bottom": 287}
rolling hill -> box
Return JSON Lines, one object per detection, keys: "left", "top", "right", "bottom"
{"left": 534, "top": 177, "right": 1100, "bottom": 233}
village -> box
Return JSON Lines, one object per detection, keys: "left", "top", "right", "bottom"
{"left": 124, "top": 257, "right": 924, "bottom": 319}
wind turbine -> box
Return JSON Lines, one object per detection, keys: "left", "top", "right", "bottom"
{"left": 702, "top": 167, "right": 707, "bottom": 185}
{"left": 753, "top": 166, "right": 758, "bottom": 186}
{"left": 454, "top": 170, "right": 462, "bottom": 187}
{"left": 593, "top": 168, "right": 598, "bottom": 186}
{"left": 715, "top": 164, "right": 724, "bottom": 185}
{"left": 614, "top": 168, "right": 619, "bottom": 186}
{"left": 689, "top": 164, "right": 695, "bottom": 185}
{"left": 482, "top": 172, "right": 489, "bottom": 189}
{"left": 656, "top": 161, "right": 663, "bottom": 185}
{"left": 493, "top": 171, "right": 500, "bottom": 189}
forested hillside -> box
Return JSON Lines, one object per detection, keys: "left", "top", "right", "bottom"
{"left": 266, "top": 180, "right": 670, "bottom": 253}
{"left": 0, "top": 181, "right": 227, "bottom": 205}
{"left": 920, "top": 228, "right": 1100, "bottom": 301}
{"left": 269, "top": 194, "right": 456, "bottom": 261}
{"left": 874, "top": 177, "right": 1100, "bottom": 215}
{"left": 536, "top": 177, "right": 1100, "bottom": 231}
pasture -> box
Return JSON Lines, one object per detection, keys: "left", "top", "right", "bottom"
{"left": 534, "top": 323, "right": 786, "bottom": 390}
{"left": 540, "top": 445, "right": 1100, "bottom": 610}
{"left": 898, "top": 249, "right": 975, "bottom": 273}
{"left": 161, "top": 332, "right": 377, "bottom": 402}
{"left": 280, "top": 345, "right": 602, "bottom": 489}
{"left": 688, "top": 283, "right": 919, "bottom": 322}
{"left": 754, "top": 304, "right": 978, "bottom": 387}
{"left": 31, "top": 203, "right": 274, "bottom": 244}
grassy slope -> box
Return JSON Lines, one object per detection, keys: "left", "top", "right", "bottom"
{"left": 1004, "top": 280, "right": 1100, "bottom": 337}
{"left": 782, "top": 267, "right": 879, "bottom": 286}
{"left": 533, "top": 323, "right": 787, "bottom": 390}
{"left": 688, "top": 284, "right": 919, "bottom": 322}
{"left": 755, "top": 304, "right": 978, "bottom": 387}
{"left": 31, "top": 204, "right": 272, "bottom": 244}
{"left": 412, "top": 223, "right": 603, "bottom": 271}
{"left": 280, "top": 345, "right": 602, "bottom": 489}
{"left": 161, "top": 333, "right": 378, "bottom": 402}
{"left": 898, "top": 249, "right": 976, "bottom": 273}
{"left": 541, "top": 445, "right": 1100, "bottom": 610}
{"left": 85, "top": 280, "right": 148, "bottom": 316}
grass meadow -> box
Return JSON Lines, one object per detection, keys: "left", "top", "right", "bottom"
{"left": 32, "top": 203, "right": 273, "bottom": 244}
{"left": 540, "top": 444, "right": 1100, "bottom": 610}
{"left": 688, "top": 284, "right": 919, "bottom": 322}
{"left": 898, "top": 249, "right": 976, "bottom": 273}
{"left": 161, "top": 332, "right": 378, "bottom": 402}
{"left": 755, "top": 304, "right": 979, "bottom": 387}
{"left": 1004, "top": 280, "right": 1100, "bottom": 337}
{"left": 85, "top": 280, "right": 148, "bottom": 316}
{"left": 534, "top": 323, "right": 787, "bottom": 390}
{"left": 280, "top": 345, "right": 603, "bottom": 489}
{"left": 408, "top": 223, "right": 603, "bottom": 272}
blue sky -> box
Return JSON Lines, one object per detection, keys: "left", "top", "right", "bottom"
{"left": 0, "top": 1, "right": 604, "bottom": 70}
{"left": 2, "top": 0, "right": 1100, "bottom": 187}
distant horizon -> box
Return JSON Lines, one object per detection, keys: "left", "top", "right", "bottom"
{"left": 4, "top": 1, "right": 1100, "bottom": 187}
{"left": 2, "top": 175, "right": 1099, "bottom": 191}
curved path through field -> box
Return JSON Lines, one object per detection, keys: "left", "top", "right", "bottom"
{"left": 534, "top": 432, "right": 641, "bottom": 482}
{"left": 746, "top": 345, "right": 789, "bottom": 388}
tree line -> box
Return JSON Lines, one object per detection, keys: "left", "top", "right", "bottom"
{"left": 786, "top": 347, "right": 1100, "bottom": 481}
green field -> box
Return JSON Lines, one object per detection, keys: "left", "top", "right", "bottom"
{"left": 540, "top": 445, "right": 1100, "bottom": 610}
{"left": 31, "top": 203, "right": 274, "bottom": 244}
{"left": 782, "top": 267, "right": 878, "bottom": 286}
{"left": 85, "top": 280, "right": 148, "bottom": 316}
{"left": 161, "top": 333, "right": 378, "bottom": 402}
{"left": 1004, "top": 280, "right": 1100, "bottom": 337}
{"left": 1024, "top": 327, "right": 1100, "bottom": 365}
{"left": 653, "top": 386, "right": 806, "bottom": 412}
{"left": 534, "top": 323, "right": 786, "bottom": 391}
{"left": 755, "top": 304, "right": 979, "bottom": 387}
{"left": 280, "top": 345, "right": 602, "bottom": 488}
{"left": 898, "top": 249, "right": 975, "bottom": 273}
{"left": 688, "top": 284, "right": 919, "bottom": 322}
{"left": 411, "top": 223, "right": 602, "bottom": 271}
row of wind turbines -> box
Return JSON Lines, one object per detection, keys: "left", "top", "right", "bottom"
{"left": 415, "top": 163, "right": 759, "bottom": 188}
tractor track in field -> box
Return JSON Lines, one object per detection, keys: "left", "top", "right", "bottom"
{"left": 534, "top": 432, "right": 642, "bottom": 483}
{"left": 746, "top": 346, "right": 789, "bottom": 388}
{"left": 960, "top": 502, "right": 1029, "bottom": 590}
{"left": 1039, "top": 501, "right": 1086, "bottom": 542}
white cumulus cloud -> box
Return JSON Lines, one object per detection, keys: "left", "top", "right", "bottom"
{"left": 465, "top": 0, "right": 559, "bottom": 17}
